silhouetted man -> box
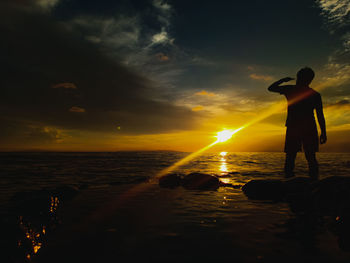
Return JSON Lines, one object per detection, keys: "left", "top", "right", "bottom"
{"left": 268, "top": 67, "right": 327, "bottom": 180}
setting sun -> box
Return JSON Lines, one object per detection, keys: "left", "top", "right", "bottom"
{"left": 216, "top": 130, "right": 236, "bottom": 143}
{"left": 215, "top": 128, "right": 243, "bottom": 143}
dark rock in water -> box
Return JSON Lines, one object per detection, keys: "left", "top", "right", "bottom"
{"left": 182, "top": 172, "right": 220, "bottom": 190}
{"left": 242, "top": 179, "right": 285, "bottom": 201}
{"left": 242, "top": 176, "right": 350, "bottom": 213}
{"left": 311, "top": 176, "right": 350, "bottom": 216}
{"left": 242, "top": 177, "right": 313, "bottom": 202}
{"left": 159, "top": 173, "right": 239, "bottom": 190}
{"left": 242, "top": 176, "right": 350, "bottom": 252}
{"left": 314, "top": 177, "right": 350, "bottom": 251}
{"left": 159, "top": 174, "right": 182, "bottom": 188}
{"left": 283, "top": 177, "right": 313, "bottom": 212}
{"left": 284, "top": 177, "right": 312, "bottom": 194}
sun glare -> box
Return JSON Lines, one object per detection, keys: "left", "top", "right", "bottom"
{"left": 215, "top": 129, "right": 236, "bottom": 143}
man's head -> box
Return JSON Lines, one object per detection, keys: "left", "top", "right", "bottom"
{"left": 296, "top": 67, "right": 315, "bottom": 86}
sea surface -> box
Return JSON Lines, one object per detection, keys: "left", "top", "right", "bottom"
{"left": 1, "top": 152, "right": 350, "bottom": 262}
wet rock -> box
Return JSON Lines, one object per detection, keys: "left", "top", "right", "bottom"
{"left": 159, "top": 172, "right": 242, "bottom": 190}
{"left": 242, "top": 177, "right": 314, "bottom": 202}
{"left": 242, "top": 176, "right": 350, "bottom": 213}
{"left": 242, "top": 179, "right": 285, "bottom": 201}
{"left": 242, "top": 176, "right": 350, "bottom": 252}
{"left": 282, "top": 177, "right": 313, "bottom": 212}
{"left": 284, "top": 177, "right": 312, "bottom": 194}
{"left": 311, "top": 176, "right": 350, "bottom": 216}
{"left": 182, "top": 173, "right": 220, "bottom": 190}
{"left": 159, "top": 174, "right": 182, "bottom": 188}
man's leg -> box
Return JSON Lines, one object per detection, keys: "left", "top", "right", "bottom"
{"left": 284, "top": 151, "right": 297, "bottom": 178}
{"left": 304, "top": 150, "right": 318, "bottom": 180}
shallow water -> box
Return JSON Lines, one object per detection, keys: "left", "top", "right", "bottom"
{"left": 1, "top": 152, "right": 350, "bottom": 262}
{"left": 2, "top": 152, "right": 349, "bottom": 202}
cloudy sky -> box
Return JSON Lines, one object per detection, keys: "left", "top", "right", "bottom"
{"left": 1, "top": 0, "right": 350, "bottom": 151}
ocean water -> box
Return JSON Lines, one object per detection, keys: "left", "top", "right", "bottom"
{"left": 1, "top": 152, "right": 350, "bottom": 204}
{"left": 1, "top": 152, "right": 350, "bottom": 262}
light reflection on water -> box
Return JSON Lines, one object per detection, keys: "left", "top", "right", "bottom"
{"left": 219, "top": 155, "right": 228, "bottom": 174}
{"left": 169, "top": 152, "right": 350, "bottom": 187}
{"left": 16, "top": 195, "right": 61, "bottom": 261}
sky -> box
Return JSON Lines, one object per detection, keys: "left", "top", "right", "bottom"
{"left": 1, "top": 0, "right": 350, "bottom": 152}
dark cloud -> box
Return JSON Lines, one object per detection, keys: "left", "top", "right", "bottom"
{"left": 321, "top": 83, "right": 350, "bottom": 98}
{"left": 325, "top": 99, "right": 350, "bottom": 108}
{"left": 0, "top": 118, "right": 65, "bottom": 146}
{"left": 336, "top": 99, "right": 350, "bottom": 105}
{"left": 0, "top": 1, "right": 199, "bottom": 142}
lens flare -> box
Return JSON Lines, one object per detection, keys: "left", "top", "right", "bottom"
{"left": 215, "top": 129, "right": 236, "bottom": 142}
{"left": 215, "top": 127, "right": 244, "bottom": 143}
{"left": 156, "top": 127, "right": 244, "bottom": 178}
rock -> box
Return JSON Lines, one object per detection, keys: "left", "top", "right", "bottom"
{"left": 181, "top": 172, "right": 220, "bottom": 190}
{"left": 311, "top": 176, "right": 350, "bottom": 216}
{"left": 242, "top": 176, "right": 350, "bottom": 213}
{"left": 159, "top": 173, "right": 240, "bottom": 190}
{"left": 159, "top": 174, "right": 182, "bottom": 188}
{"left": 282, "top": 177, "right": 313, "bottom": 213}
{"left": 242, "top": 176, "right": 350, "bottom": 252}
{"left": 284, "top": 176, "right": 312, "bottom": 194}
{"left": 242, "top": 179, "right": 285, "bottom": 201}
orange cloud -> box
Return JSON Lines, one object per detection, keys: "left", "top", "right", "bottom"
{"left": 249, "top": 73, "right": 273, "bottom": 82}
{"left": 156, "top": 53, "right": 170, "bottom": 61}
{"left": 52, "top": 82, "right": 77, "bottom": 89}
{"left": 195, "top": 90, "right": 216, "bottom": 97}
{"left": 192, "top": 105, "right": 204, "bottom": 111}
{"left": 69, "top": 106, "right": 86, "bottom": 113}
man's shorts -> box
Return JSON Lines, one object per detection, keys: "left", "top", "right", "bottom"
{"left": 284, "top": 124, "right": 319, "bottom": 153}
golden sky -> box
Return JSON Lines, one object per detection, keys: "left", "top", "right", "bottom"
{"left": 1, "top": 0, "right": 350, "bottom": 152}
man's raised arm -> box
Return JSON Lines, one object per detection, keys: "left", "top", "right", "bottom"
{"left": 268, "top": 77, "right": 294, "bottom": 93}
